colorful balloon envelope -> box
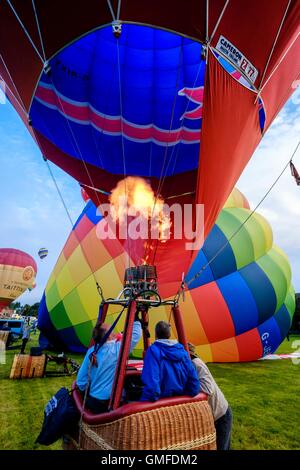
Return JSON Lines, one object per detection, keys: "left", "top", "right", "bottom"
{"left": 38, "top": 189, "right": 295, "bottom": 361}
{"left": 1, "top": 2, "right": 300, "bottom": 286}
{"left": 38, "top": 248, "right": 48, "bottom": 260}
{"left": 0, "top": 248, "right": 37, "bottom": 311}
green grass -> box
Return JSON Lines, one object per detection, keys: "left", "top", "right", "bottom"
{"left": 0, "top": 334, "right": 300, "bottom": 450}
{"left": 0, "top": 334, "right": 80, "bottom": 450}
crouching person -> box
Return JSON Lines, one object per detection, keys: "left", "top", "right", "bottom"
{"left": 76, "top": 318, "right": 142, "bottom": 414}
{"left": 188, "top": 343, "right": 232, "bottom": 450}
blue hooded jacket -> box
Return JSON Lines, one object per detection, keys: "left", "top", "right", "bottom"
{"left": 141, "top": 340, "right": 200, "bottom": 401}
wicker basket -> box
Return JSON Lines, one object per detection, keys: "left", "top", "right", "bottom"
{"left": 10, "top": 354, "right": 46, "bottom": 379}
{"left": 76, "top": 400, "right": 216, "bottom": 450}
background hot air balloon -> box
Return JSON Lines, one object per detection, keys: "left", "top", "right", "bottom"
{"left": 28, "top": 282, "right": 37, "bottom": 293}
{"left": 0, "top": 249, "right": 37, "bottom": 312}
{"left": 38, "top": 188, "right": 295, "bottom": 361}
{"left": 1, "top": 2, "right": 299, "bottom": 291}
{"left": 38, "top": 248, "right": 48, "bottom": 260}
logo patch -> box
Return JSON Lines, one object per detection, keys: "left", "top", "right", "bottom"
{"left": 216, "top": 35, "right": 258, "bottom": 84}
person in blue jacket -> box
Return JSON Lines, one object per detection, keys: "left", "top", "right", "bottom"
{"left": 140, "top": 321, "right": 200, "bottom": 401}
{"left": 77, "top": 318, "right": 142, "bottom": 413}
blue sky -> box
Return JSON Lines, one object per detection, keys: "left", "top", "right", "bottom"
{"left": 0, "top": 86, "right": 299, "bottom": 305}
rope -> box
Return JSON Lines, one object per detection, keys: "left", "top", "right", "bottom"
{"left": 144, "top": 40, "right": 185, "bottom": 264}
{"left": 154, "top": 42, "right": 184, "bottom": 203}
{"left": 6, "top": 0, "right": 44, "bottom": 63}
{"left": 206, "top": 0, "right": 209, "bottom": 44}
{"left": 81, "top": 423, "right": 114, "bottom": 450}
{"left": 259, "top": 32, "right": 300, "bottom": 96}
{"left": 168, "top": 60, "right": 203, "bottom": 178}
{"left": 106, "top": 0, "right": 122, "bottom": 21}
{"left": 150, "top": 53, "right": 204, "bottom": 266}
{"left": 116, "top": 33, "right": 131, "bottom": 269}
{"left": 80, "top": 183, "right": 110, "bottom": 196}
{"left": 0, "top": 53, "right": 27, "bottom": 112}
{"left": 209, "top": 0, "right": 230, "bottom": 44}
{"left": 77, "top": 304, "right": 126, "bottom": 448}
{"left": 116, "top": 0, "right": 122, "bottom": 21}
{"left": 43, "top": 157, "right": 106, "bottom": 302}
{"left": 257, "top": 0, "right": 291, "bottom": 95}
{"left": 87, "top": 33, "right": 107, "bottom": 172}
{"left": 78, "top": 359, "right": 93, "bottom": 449}
{"left": 43, "top": 158, "right": 74, "bottom": 227}
{"left": 186, "top": 139, "right": 300, "bottom": 287}
{"left": 31, "top": 0, "right": 46, "bottom": 62}
{"left": 47, "top": 79, "right": 102, "bottom": 208}
{"left": 106, "top": 0, "right": 116, "bottom": 21}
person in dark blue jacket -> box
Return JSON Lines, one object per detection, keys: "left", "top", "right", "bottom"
{"left": 140, "top": 321, "right": 200, "bottom": 401}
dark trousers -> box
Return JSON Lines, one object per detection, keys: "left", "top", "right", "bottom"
{"left": 20, "top": 338, "right": 28, "bottom": 354}
{"left": 215, "top": 406, "right": 232, "bottom": 450}
{"left": 86, "top": 395, "right": 109, "bottom": 414}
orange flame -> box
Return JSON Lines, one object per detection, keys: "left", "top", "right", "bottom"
{"left": 109, "top": 176, "right": 171, "bottom": 241}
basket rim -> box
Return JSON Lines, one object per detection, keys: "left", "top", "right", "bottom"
{"left": 72, "top": 382, "right": 209, "bottom": 425}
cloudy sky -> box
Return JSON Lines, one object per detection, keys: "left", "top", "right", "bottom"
{"left": 0, "top": 86, "right": 299, "bottom": 305}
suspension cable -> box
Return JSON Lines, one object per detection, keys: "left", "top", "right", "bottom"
{"left": 143, "top": 39, "right": 184, "bottom": 264}
{"left": 31, "top": 0, "right": 46, "bottom": 62}
{"left": 116, "top": 34, "right": 131, "bottom": 269}
{"left": 47, "top": 79, "right": 102, "bottom": 208}
{"left": 6, "top": 0, "right": 44, "bottom": 63}
{"left": 209, "top": 0, "right": 230, "bottom": 44}
{"left": 9, "top": 0, "right": 104, "bottom": 212}
{"left": 186, "top": 139, "right": 300, "bottom": 287}
{"left": 32, "top": 0, "right": 105, "bottom": 222}
{"left": 8, "top": 0, "right": 110, "bottom": 190}
{"left": 106, "top": 0, "right": 122, "bottom": 21}
{"left": 0, "top": 53, "right": 27, "bottom": 112}
{"left": 259, "top": 32, "right": 300, "bottom": 96}
{"left": 257, "top": 0, "right": 291, "bottom": 98}
{"left": 106, "top": 0, "right": 116, "bottom": 21}
{"left": 206, "top": 0, "right": 210, "bottom": 44}
{"left": 116, "top": 0, "right": 122, "bottom": 21}
{"left": 43, "top": 157, "right": 74, "bottom": 227}
{"left": 150, "top": 52, "right": 204, "bottom": 266}
{"left": 43, "top": 156, "right": 108, "bottom": 299}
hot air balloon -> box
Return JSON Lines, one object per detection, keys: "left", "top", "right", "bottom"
{"left": 0, "top": 248, "right": 37, "bottom": 311}
{"left": 38, "top": 248, "right": 48, "bottom": 260}
{"left": 38, "top": 188, "right": 295, "bottom": 361}
{"left": 0, "top": 1, "right": 299, "bottom": 288}
{"left": 28, "top": 282, "right": 36, "bottom": 292}
{"left": 2, "top": 2, "right": 299, "bottom": 448}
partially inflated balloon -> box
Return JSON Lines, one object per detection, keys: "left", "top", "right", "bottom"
{"left": 0, "top": 249, "right": 37, "bottom": 311}
{"left": 38, "top": 189, "right": 294, "bottom": 361}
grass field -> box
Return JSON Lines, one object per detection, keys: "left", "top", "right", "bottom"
{"left": 0, "top": 333, "right": 300, "bottom": 450}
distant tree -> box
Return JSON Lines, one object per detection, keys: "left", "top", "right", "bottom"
{"left": 20, "top": 303, "right": 40, "bottom": 318}
{"left": 21, "top": 304, "right": 31, "bottom": 316}
{"left": 10, "top": 301, "right": 21, "bottom": 310}
{"left": 28, "top": 303, "right": 40, "bottom": 317}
